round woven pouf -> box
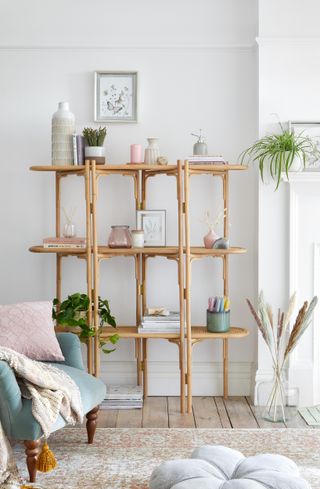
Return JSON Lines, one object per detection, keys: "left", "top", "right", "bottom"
{"left": 150, "top": 445, "right": 311, "bottom": 489}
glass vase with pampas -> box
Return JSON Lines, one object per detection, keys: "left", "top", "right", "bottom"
{"left": 247, "top": 292, "right": 318, "bottom": 422}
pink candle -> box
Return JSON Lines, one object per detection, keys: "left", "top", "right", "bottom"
{"left": 130, "top": 144, "right": 142, "bottom": 164}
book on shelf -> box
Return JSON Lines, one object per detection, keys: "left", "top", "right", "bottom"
{"left": 43, "top": 237, "right": 86, "bottom": 249}
{"left": 72, "top": 134, "right": 85, "bottom": 165}
{"left": 187, "top": 155, "right": 227, "bottom": 164}
{"left": 139, "top": 311, "right": 181, "bottom": 333}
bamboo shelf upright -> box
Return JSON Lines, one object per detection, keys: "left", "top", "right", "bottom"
{"left": 29, "top": 160, "right": 249, "bottom": 414}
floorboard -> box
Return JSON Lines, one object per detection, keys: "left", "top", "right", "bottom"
{"left": 142, "top": 397, "right": 169, "bottom": 428}
{"left": 223, "top": 397, "right": 259, "bottom": 428}
{"left": 168, "top": 397, "right": 195, "bottom": 428}
{"left": 95, "top": 396, "right": 309, "bottom": 429}
{"left": 193, "top": 397, "right": 222, "bottom": 428}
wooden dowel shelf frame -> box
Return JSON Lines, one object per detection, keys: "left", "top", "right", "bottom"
{"left": 30, "top": 159, "right": 249, "bottom": 413}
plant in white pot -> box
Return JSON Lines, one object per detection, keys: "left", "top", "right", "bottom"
{"left": 83, "top": 126, "right": 107, "bottom": 164}
{"left": 240, "top": 122, "right": 316, "bottom": 189}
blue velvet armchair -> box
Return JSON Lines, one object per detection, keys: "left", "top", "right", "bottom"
{"left": 0, "top": 333, "right": 106, "bottom": 482}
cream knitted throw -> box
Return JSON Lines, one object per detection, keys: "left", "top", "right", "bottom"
{"left": 0, "top": 346, "right": 83, "bottom": 488}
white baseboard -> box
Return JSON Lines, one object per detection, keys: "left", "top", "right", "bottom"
{"left": 99, "top": 361, "right": 253, "bottom": 396}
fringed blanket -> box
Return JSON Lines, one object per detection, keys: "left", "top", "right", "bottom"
{"left": 0, "top": 347, "right": 83, "bottom": 488}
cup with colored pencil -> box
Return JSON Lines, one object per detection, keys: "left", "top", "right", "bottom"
{"left": 207, "top": 296, "right": 230, "bottom": 333}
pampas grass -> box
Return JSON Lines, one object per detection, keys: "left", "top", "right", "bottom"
{"left": 247, "top": 292, "right": 318, "bottom": 422}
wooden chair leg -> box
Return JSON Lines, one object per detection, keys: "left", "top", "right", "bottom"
{"left": 24, "top": 439, "right": 40, "bottom": 482}
{"left": 86, "top": 406, "right": 99, "bottom": 444}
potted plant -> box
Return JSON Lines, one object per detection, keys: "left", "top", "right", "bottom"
{"left": 52, "top": 292, "right": 119, "bottom": 354}
{"left": 83, "top": 126, "right": 107, "bottom": 164}
{"left": 240, "top": 122, "right": 315, "bottom": 189}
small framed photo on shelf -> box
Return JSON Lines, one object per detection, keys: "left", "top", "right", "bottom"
{"left": 137, "top": 210, "right": 166, "bottom": 246}
{"left": 94, "top": 71, "right": 138, "bottom": 123}
{"left": 289, "top": 121, "right": 320, "bottom": 170}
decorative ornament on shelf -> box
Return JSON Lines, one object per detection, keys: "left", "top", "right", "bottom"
{"left": 108, "top": 225, "right": 132, "bottom": 248}
{"left": 247, "top": 291, "right": 318, "bottom": 422}
{"left": 52, "top": 102, "right": 75, "bottom": 166}
{"left": 201, "top": 208, "right": 227, "bottom": 249}
{"left": 191, "top": 129, "right": 208, "bottom": 156}
{"left": 83, "top": 126, "right": 107, "bottom": 164}
{"left": 144, "top": 138, "right": 160, "bottom": 164}
{"left": 130, "top": 144, "right": 142, "bottom": 163}
{"left": 62, "top": 206, "right": 77, "bottom": 238}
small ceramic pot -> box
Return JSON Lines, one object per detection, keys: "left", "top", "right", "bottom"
{"left": 203, "top": 229, "right": 219, "bottom": 249}
{"left": 207, "top": 310, "right": 230, "bottom": 333}
{"left": 85, "top": 146, "right": 105, "bottom": 164}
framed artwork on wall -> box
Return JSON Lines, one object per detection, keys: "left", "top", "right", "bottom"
{"left": 94, "top": 71, "right": 138, "bottom": 123}
{"left": 289, "top": 121, "right": 320, "bottom": 170}
{"left": 136, "top": 210, "right": 166, "bottom": 247}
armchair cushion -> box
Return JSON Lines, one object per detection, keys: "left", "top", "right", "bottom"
{"left": 56, "top": 333, "right": 84, "bottom": 370}
{"left": 1, "top": 363, "right": 106, "bottom": 440}
{"left": 0, "top": 301, "right": 64, "bottom": 361}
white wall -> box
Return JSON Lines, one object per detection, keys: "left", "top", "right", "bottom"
{"left": 257, "top": 0, "right": 320, "bottom": 404}
{"left": 0, "top": 0, "right": 258, "bottom": 394}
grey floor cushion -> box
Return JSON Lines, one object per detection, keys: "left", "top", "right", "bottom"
{"left": 150, "top": 445, "right": 311, "bottom": 489}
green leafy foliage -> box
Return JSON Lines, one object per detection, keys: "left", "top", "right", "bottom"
{"left": 240, "top": 123, "right": 317, "bottom": 190}
{"left": 82, "top": 126, "right": 107, "bottom": 146}
{"left": 52, "top": 292, "right": 118, "bottom": 354}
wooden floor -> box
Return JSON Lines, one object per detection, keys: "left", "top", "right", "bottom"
{"left": 96, "top": 396, "right": 310, "bottom": 429}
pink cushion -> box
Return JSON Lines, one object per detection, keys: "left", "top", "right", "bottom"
{"left": 0, "top": 301, "right": 64, "bottom": 361}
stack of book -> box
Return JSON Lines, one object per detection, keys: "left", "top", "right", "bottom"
{"left": 43, "top": 237, "right": 86, "bottom": 249}
{"left": 188, "top": 155, "right": 227, "bottom": 165}
{"left": 72, "top": 134, "right": 85, "bottom": 165}
{"left": 100, "top": 385, "right": 143, "bottom": 410}
{"left": 138, "top": 311, "right": 181, "bottom": 333}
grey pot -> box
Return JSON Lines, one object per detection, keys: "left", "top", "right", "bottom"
{"left": 206, "top": 310, "right": 230, "bottom": 333}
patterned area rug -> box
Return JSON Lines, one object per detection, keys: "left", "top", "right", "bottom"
{"left": 14, "top": 428, "right": 320, "bottom": 488}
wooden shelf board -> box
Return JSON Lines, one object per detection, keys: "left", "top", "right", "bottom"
{"left": 30, "top": 164, "right": 248, "bottom": 173}
{"left": 30, "top": 165, "right": 85, "bottom": 173}
{"left": 189, "top": 246, "right": 246, "bottom": 256}
{"left": 99, "top": 325, "right": 248, "bottom": 339}
{"left": 98, "top": 246, "right": 179, "bottom": 256}
{"left": 100, "top": 326, "right": 181, "bottom": 339}
{"left": 29, "top": 245, "right": 247, "bottom": 257}
{"left": 190, "top": 326, "right": 249, "bottom": 339}
{"left": 29, "top": 245, "right": 86, "bottom": 255}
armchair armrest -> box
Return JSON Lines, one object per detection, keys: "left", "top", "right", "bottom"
{"left": 0, "top": 360, "right": 23, "bottom": 435}
{"left": 56, "top": 333, "right": 85, "bottom": 370}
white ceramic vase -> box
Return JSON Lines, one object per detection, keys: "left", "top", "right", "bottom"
{"left": 144, "top": 138, "right": 160, "bottom": 164}
{"left": 52, "top": 102, "right": 75, "bottom": 166}
{"left": 84, "top": 146, "right": 105, "bottom": 164}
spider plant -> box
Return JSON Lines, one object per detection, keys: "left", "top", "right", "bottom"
{"left": 240, "top": 122, "right": 315, "bottom": 189}
{"left": 83, "top": 126, "right": 107, "bottom": 147}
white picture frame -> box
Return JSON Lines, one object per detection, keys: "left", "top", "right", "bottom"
{"left": 289, "top": 121, "right": 320, "bottom": 170}
{"left": 136, "top": 210, "right": 166, "bottom": 247}
{"left": 94, "top": 71, "right": 138, "bottom": 123}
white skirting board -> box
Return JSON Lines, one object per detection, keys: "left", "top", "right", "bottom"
{"left": 98, "top": 361, "right": 253, "bottom": 396}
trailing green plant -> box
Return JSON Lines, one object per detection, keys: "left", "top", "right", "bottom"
{"left": 52, "top": 292, "right": 119, "bottom": 354}
{"left": 240, "top": 122, "right": 316, "bottom": 189}
{"left": 82, "top": 126, "right": 107, "bottom": 147}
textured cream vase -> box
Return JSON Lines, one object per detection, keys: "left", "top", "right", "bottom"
{"left": 52, "top": 101, "right": 75, "bottom": 165}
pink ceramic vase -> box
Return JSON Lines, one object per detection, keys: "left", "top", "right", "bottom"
{"left": 203, "top": 229, "right": 219, "bottom": 249}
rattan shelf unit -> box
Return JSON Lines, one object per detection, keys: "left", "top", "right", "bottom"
{"left": 30, "top": 160, "right": 248, "bottom": 413}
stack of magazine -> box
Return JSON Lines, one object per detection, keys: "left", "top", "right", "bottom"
{"left": 187, "top": 155, "right": 226, "bottom": 164}
{"left": 138, "top": 311, "right": 180, "bottom": 333}
{"left": 100, "top": 385, "right": 143, "bottom": 410}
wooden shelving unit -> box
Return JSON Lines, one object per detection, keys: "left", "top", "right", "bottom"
{"left": 30, "top": 160, "right": 249, "bottom": 414}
